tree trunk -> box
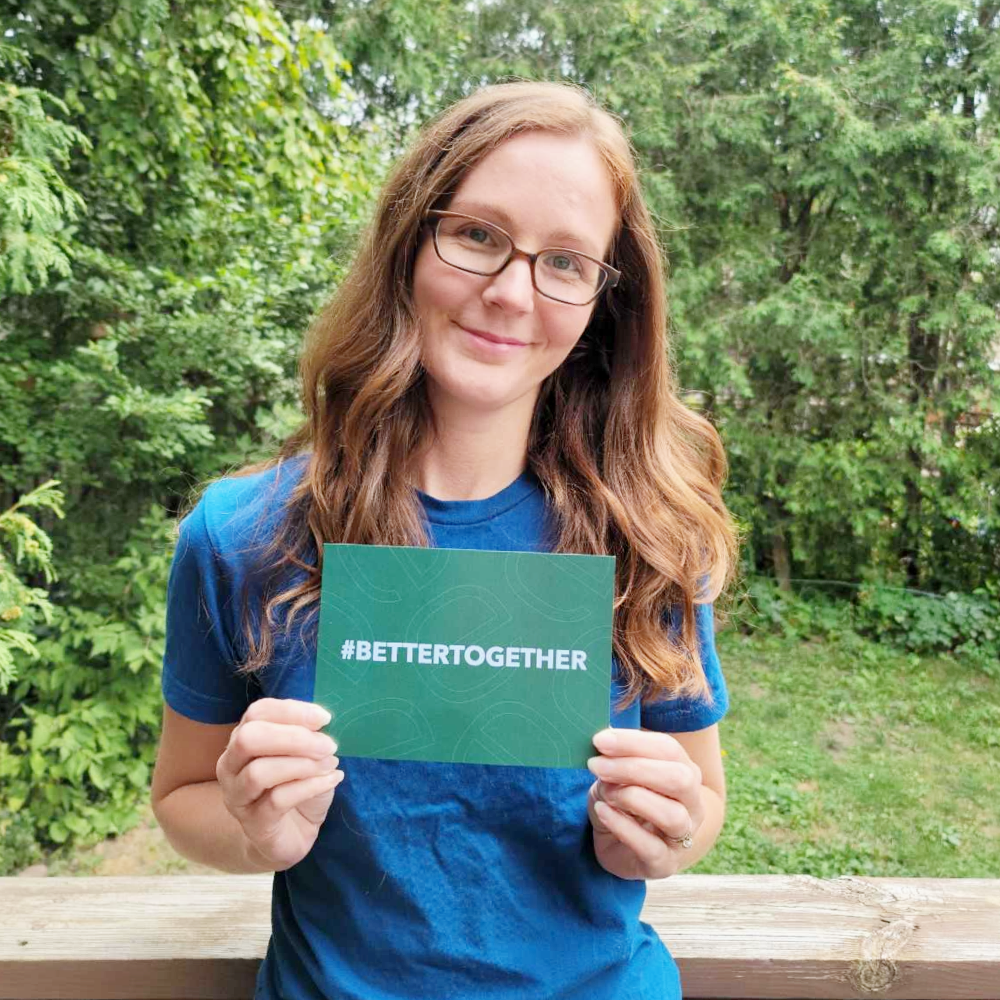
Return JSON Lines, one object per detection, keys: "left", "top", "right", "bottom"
{"left": 772, "top": 529, "right": 793, "bottom": 592}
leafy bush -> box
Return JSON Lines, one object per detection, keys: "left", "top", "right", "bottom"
{"left": 0, "top": 0, "right": 377, "bottom": 870}
{"left": 734, "top": 578, "right": 855, "bottom": 643}
{"left": 0, "top": 509, "right": 172, "bottom": 870}
{"left": 736, "top": 577, "right": 999, "bottom": 677}
{"left": 0, "top": 42, "right": 89, "bottom": 295}
{"left": 855, "top": 585, "right": 999, "bottom": 673}
{"left": 0, "top": 808, "right": 38, "bottom": 873}
{"left": 0, "top": 481, "right": 64, "bottom": 693}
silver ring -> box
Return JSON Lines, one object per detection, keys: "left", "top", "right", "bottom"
{"left": 663, "top": 828, "right": 694, "bottom": 850}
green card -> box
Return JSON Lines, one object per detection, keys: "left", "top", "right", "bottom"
{"left": 315, "top": 544, "right": 614, "bottom": 769}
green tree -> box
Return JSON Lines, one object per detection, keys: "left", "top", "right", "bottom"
{"left": 313, "top": 0, "right": 1000, "bottom": 593}
{"left": 0, "top": 0, "right": 378, "bottom": 865}
{"left": 0, "top": 481, "right": 63, "bottom": 694}
{"left": 0, "top": 43, "right": 89, "bottom": 293}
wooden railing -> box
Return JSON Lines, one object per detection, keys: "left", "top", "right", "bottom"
{"left": 1, "top": 875, "right": 997, "bottom": 999}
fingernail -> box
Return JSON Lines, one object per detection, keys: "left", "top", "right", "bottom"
{"left": 593, "top": 729, "right": 617, "bottom": 752}
{"left": 587, "top": 756, "right": 607, "bottom": 776}
{"left": 313, "top": 705, "right": 333, "bottom": 726}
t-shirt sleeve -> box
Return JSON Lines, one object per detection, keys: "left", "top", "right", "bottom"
{"left": 639, "top": 602, "right": 729, "bottom": 733}
{"left": 161, "top": 490, "right": 257, "bottom": 724}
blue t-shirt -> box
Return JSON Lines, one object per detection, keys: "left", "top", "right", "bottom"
{"left": 162, "top": 460, "right": 728, "bottom": 1000}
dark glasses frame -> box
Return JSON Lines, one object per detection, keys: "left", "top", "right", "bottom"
{"left": 425, "top": 210, "right": 620, "bottom": 306}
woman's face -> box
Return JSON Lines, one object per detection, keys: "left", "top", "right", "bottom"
{"left": 412, "top": 130, "right": 619, "bottom": 426}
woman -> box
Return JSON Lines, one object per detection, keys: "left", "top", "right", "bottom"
{"left": 152, "top": 81, "right": 737, "bottom": 1000}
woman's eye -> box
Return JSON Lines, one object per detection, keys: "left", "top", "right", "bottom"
{"left": 544, "top": 253, "right": 583, "bottom": 276}
{"left": 461, "top": 226, "right": 494, "bottom": 245}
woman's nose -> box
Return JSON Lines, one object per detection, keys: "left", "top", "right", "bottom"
{"left": 481, "top": 255, "right": 535, "bottom": 313}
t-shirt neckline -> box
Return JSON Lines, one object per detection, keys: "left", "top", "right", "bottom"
{"left": 418, "top": 470, "right": 540, "bottom": 526}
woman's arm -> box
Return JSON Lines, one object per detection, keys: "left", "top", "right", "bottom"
{"left": 151, "top": 706, "right": 276, "bottom": 873}
{"left": 665, "top": 725, "right": 726, "bottom": 869}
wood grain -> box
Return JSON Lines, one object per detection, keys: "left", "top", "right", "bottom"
{"left": 1, "top": 875, "right": 997, "bottom": 999}
{"left": 647, "top": 875, "right": 1000, "bottom": 998}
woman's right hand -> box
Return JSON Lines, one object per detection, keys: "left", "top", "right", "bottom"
{"left": 216, "top": 697, "right": 343, "bottom": 871}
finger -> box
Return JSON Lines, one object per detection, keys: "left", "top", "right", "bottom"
{"left": 220, "top": 720, "right": 337, "bottom": 779}
{"left": 595, "top": 781, "right": 694, "bottom": 841}
{"left": 240, "top": 698, "right": 332, "bottom": 731}
{"left": 228, "top": 754, "right": 341, "bottom": 810}
{"left": 592, "top": 799, "right": 669, "bottom": 869}
{"left": 592, "top": 727, "right": 687, "bottom": 761}
{"left": 587, "top": 755, "right": 702, "bottom": 805}
{"left": 244, "top": 770, "right": 344, "bottom": 831}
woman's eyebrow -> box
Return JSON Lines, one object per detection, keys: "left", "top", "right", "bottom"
{"left": 448, "top": 201, "right": 600, "bottom": 254}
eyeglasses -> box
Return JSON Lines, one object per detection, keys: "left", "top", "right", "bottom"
{"left": 425, "top": 210, "right": 620, "bottom": 306}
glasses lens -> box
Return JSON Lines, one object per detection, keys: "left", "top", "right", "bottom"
{"left": 433, "top": 214, "right": 608, "bottom": 305}
{"left": 535, "top": 250, "right": 605, "bottom": 305}
{"left": 435, "top": 217, "right": 512, "bottom": 273}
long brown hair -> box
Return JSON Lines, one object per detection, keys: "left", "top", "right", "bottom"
{"left": 232, "top": 81, "right": 736, "bottom": 705}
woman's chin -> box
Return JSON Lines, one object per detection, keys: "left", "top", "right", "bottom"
{"left": 426, "top": 373, "right": 537, "bottom": 419}
{"left": 438, "top": 387, "right": 515, "bottom": 414}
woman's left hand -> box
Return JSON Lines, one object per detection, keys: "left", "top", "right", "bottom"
{"left": 587, "top": 727, "right": 705, "bottom": 880}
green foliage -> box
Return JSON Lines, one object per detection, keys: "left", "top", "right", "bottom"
{"left": 0, "top": 807, "right": 38, "bottom": 873}
{"left": 316, "top": 0, "right": 1000, "bottom": 595}
{"left": 737, "top": 576, "right": 999, "bottom": 677}
{"left": 0, "top": 43, "right": 90, "bottom": 293}
{"left": 0, "top": 0, "right": 377, "bottom": 866}
{"left": 854, "top": 585, "right": 1000, "bottom": 671}
{"left": 0, "top": 508, "right": 172, "bottom": 870}
{"left": 0, "top": 481, "right": 64, "bottom": 693}
{"left": 734, "top": 577, "right": 857, "bottom": 643}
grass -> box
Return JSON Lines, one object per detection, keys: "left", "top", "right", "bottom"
{"left": 695, "top": 629, "right": 1000, "bottom": 878}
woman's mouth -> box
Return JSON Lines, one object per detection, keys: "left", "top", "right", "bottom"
{"left": 457, "top": 323, "right": 527, "bottom": 349}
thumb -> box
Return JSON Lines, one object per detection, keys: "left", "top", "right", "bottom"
{"left": 296, "top": 772, "right": 344, "bottom": 826}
